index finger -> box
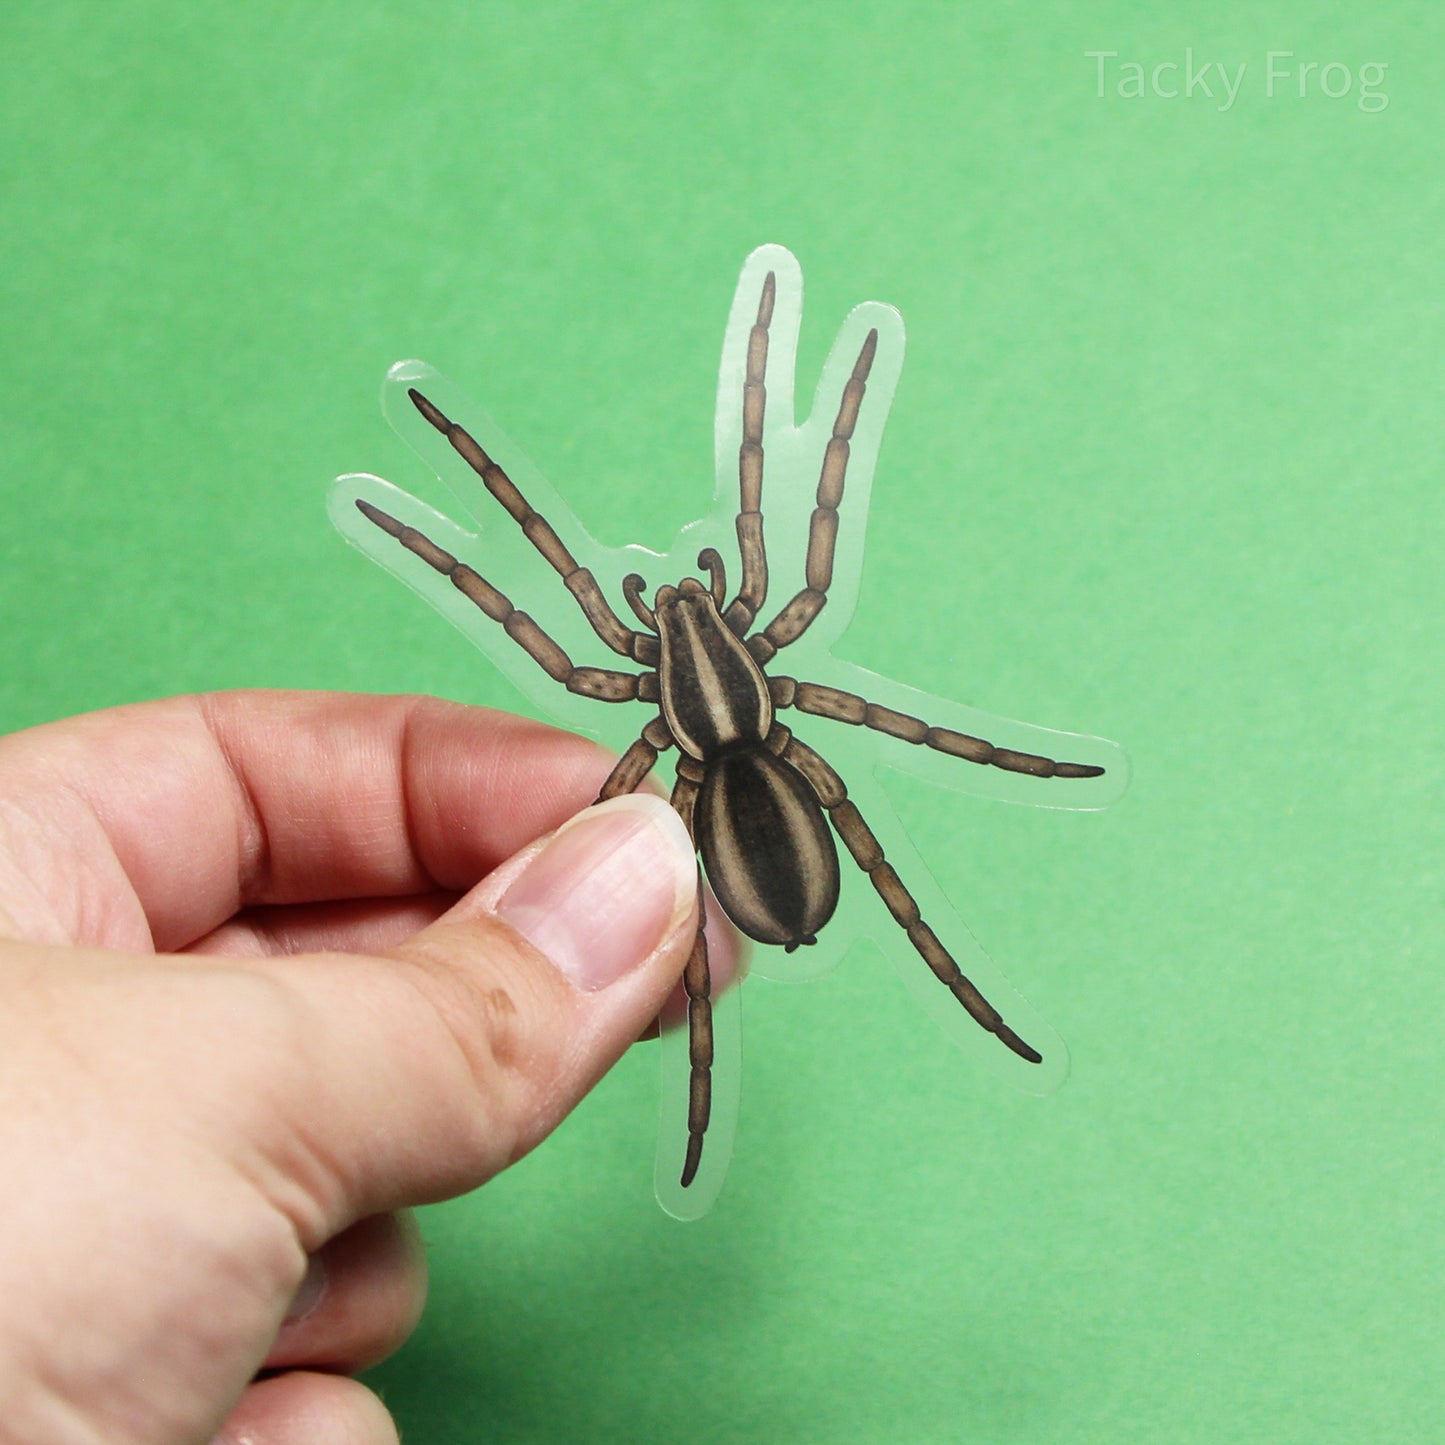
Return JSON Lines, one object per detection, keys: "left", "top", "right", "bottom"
{"left": 0, "top": 690, "right": 618, "bottom": 952}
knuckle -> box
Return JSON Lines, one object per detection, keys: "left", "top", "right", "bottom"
{"left": 387, "top": 922, "right": 565, "bottom": 1156}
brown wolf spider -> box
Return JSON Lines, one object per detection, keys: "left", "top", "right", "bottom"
{"left": 350, "top": 264, "right": 1106, "bottom": 1187}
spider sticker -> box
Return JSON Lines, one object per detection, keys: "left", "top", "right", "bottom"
{"left": 334, "top": 246, "right": 1126, "bottom": 1218}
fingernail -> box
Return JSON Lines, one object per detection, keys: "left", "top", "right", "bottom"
{"left": 494, "top": 795, "right": 696, "bottom": 991}
{"left": 282, "top": 1254, "right": 327, "bottom": 1325}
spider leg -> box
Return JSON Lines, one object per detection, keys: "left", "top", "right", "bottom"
{"left": 776, "top": 729, "right": 1042, "bottom": 1063}
{"left": 592, "top": 724, "right": 713, "bottom": 1188}
{"left": 408, "top": 388, "right": 659, "bottom": 666}
{"left": 354, "top": 500, "right": 654, "bottom": 703}
{"left": 595, "top": 716, "right": 675, "bottom": 802}
{"left": 722, "top": 271, "right": 775, "bottom": 636}
{"left": 671, "top": 759, "right": 714, "bottom": 1186}
{"left": 768, "top": 676, "right": 1104, "bottom": 779}
{"left": 747, "top": 327, "right": 879, "bottom": 665}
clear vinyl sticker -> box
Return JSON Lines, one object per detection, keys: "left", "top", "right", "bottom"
{"left": 332, "top": 245, "right": 1128, "bottom": 1220}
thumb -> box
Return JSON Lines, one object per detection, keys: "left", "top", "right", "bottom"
{"left": 253, "top": 792, "right": 702, "bottom": 1239}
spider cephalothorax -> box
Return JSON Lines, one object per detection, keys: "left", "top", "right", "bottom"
{"left": 348, "top": 259, "right": 1108, "bottom": 1189}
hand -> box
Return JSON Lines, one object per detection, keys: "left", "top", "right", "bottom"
{"left": 0, "top": 691, "right": 726, "bottom": 1445}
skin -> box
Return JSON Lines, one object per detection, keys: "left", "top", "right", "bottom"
{"left": 0, "top": 690, "right": 736, "bottom": 1445}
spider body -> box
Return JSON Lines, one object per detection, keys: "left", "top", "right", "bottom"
{"left": 653, "top": 573, "right": 839, "bottom": 951}
{"left": 350, "top": 261, "right": 1108, "bottom": 1188}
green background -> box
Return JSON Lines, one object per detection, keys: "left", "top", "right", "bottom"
{"left": 2, "top": 3, "right": 1440, "bottom": 1441}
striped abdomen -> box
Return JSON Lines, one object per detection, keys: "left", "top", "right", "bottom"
{"left": 697, "top": 748, "right": 840, "bottom": 948}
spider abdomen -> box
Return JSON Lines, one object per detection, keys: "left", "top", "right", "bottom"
{"left": 697, "top": 748, "right": 840, "bottom": 948}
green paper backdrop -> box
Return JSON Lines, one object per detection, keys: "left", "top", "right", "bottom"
{"left": 3, "top": 3, "right": 1440, "bottom": 1441}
